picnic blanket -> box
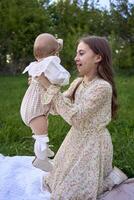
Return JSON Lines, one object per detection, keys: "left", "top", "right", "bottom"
{"left": 0, "top": 154, "right": 51, "bottom": 200}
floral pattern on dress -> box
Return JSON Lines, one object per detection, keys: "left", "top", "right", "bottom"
{"left": 43, "top": 77, "right": 114, "bottom": 200}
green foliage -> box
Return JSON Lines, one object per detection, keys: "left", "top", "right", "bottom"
{"left": 0, "top": 0, "right": 133, "bottom": 74}
{"left": 0, "top": 0, "right": 52, "bottom": 73}
{"left": 0, "top": 75, "right": 134, "bottom": 177}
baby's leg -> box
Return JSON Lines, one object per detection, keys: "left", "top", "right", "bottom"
{"left": 29, "top": 116, "right": 54, "bottom": 172}
{"left": 29, "top": 115, "right": 48, "bottom": 135}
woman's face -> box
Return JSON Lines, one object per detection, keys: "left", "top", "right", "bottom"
{"left": 75, "top": 41, "right": 101, "bottom": 76}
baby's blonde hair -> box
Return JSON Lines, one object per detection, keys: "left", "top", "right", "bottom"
{"left": 33, "top": 33, "right": 63, "bottom": 60}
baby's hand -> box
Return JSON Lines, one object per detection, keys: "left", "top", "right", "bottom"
{"left": 57, "top": 38, "right": 63, "bottom": 51}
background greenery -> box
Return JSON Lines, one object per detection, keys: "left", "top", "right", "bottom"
{"left": 0, "top": 0, "right": 134, "bottom": 73}
{"left": 0, "top": 0, "right": 133, "bottom": 178}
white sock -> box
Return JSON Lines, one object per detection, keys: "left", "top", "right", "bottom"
{"left": 32, "top": 135, "right": 49, "bottom": 160}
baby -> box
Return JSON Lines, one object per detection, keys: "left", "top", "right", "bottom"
{"left": 20, "top": 33, "right": 70, "bottom": 172}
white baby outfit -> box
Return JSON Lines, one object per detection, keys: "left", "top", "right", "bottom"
{"left": 20, "top": 56, "right": 70, "bottom": 126}
{"left": 20, "top": 56, "right": 70, "bottom": 172}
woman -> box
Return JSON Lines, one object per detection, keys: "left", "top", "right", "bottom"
{"left": 36, "top": 36, "right": 131, "bottom": 200}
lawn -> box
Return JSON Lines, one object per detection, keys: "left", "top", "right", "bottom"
{"left": 0, "top": 74, "right": 133, "bottom": 177}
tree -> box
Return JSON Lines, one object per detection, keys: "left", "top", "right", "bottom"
{"left": 0, "top": 0, "right": 51, "bottom": 74}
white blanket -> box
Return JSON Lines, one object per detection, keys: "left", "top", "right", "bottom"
{"left": 1, "top": 154, "right": 134, "bottom": 200}
{"left": 0, "top": 154, "right": 51, "bottom": 200}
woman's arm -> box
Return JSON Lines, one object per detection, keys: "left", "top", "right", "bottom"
{"left": 43, "top": 83, "right": 112, "bottom": 130}
{"left": 37, "top": 75, "right": 82, "bottom": 116}
{"left": 37, "top": 75, "right": 112, "bottom": 129}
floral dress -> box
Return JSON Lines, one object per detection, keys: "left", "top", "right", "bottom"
{"left": 42, "top": 76, "right": 114, "bottom": 200}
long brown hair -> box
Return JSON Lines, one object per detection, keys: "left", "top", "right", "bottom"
{"left": 79, "top": 35, "right": 118, "bottom": 119}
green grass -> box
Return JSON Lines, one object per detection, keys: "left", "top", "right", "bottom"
{"left": 108, "top": 75, "right": 134, "bottom": 177}
{"left": 0, "top": 74, "right": 134, "bottom": 177}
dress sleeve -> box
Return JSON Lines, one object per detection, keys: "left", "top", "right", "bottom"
{"left": 62, "top": 77, "right": 82, "bottom": 99}
{"left": 43, "top": 82, "right": 112, "bottom": 129}
{"left": 47, "top": 78, "right": 82, "bottom": 115}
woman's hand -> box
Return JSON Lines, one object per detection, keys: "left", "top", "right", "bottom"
{"left": 28, "top": 76, "right": 32, "bottom": 85}
{"left": 35, "top": 73, "right": 51, "bottom": 89}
